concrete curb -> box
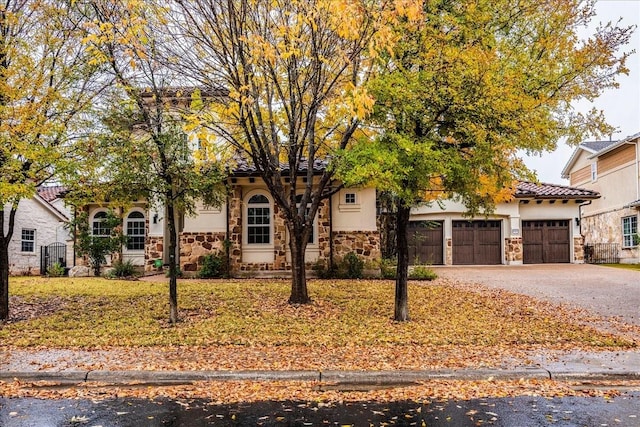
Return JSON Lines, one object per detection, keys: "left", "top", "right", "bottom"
{"left": 1, "top": 367, "right": 639, "bottom": 386}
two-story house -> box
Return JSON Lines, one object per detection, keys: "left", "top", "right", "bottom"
{"left": 561, "top": 133, "right": 640, "bottom": 263}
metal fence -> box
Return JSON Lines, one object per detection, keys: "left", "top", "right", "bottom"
{"left": 584, "top": 243, "right": 620, "bottom": 264}
{"left": 40, "top": 242, "right": 67, "bottom": 275}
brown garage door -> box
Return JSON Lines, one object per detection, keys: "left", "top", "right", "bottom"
{"left": 408, "top": 221, "right": 443, "bottom": 265}
{"left": 522, "top": 220, "right": 570, "bottom": 264}
{"left": 452, "top": 220, "right": 502, "bottom": 265}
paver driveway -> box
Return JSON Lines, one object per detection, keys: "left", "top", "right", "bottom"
{"left": 433, "top": 264, "right": 640, "bottom": 325}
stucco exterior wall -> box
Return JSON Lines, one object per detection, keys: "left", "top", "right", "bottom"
{"left": 4, "top": 198, "right": 70, "bottom": 275}
{"left": 331, "top": 188, "right": 377, "bottom": 232}
{"left": 183, "top": 201, "right": 227, "bottom": 233}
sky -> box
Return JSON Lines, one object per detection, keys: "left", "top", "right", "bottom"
{"left": 522, "top": 0, "right": 640, "bottom": 184}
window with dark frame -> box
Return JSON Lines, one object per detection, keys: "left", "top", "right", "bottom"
{"left": 345, "top": 193, "right": 357, "bottom": 204}
{"left": 21, "top": 229, "right": 35, "bottom": 252}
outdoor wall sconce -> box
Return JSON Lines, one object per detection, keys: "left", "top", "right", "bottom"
{"left": 574, "top": 217, "right": 580, "bottom": 226}
{"left": 153, "top": 214, "right": 158, "bottom": 224}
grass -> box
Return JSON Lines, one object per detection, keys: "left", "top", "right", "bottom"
{"left": 0, "top": 276, "right": 635, "bottom": 349}
{"left": 601, "top": 263, "right": 640, "bottom": 271}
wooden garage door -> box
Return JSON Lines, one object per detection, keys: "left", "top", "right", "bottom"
{"left": 522, "top": 220, "right": 570, "bottom": 264}
{"left": 452, "top": 220, "right": 502, "bottom": 265}
{"left": 408, "top": 221, "right": 443, "bottom": 265}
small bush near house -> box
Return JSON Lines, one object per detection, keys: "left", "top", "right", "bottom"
{"left": 197, "top": 253, "right": 226, "bottom": 279}
{"left": 409, "top": 265, "right": 437, "bottom": 281}
{"left": 109, "top": 260, "right": 137, "bottom": 278}
{"left": 311, "top": 259, "right": 336, "bottom": 279}
{"left": 46, "top": 262, "right": 65, "bottom": 277}
{"left": 312, "top": 253, "right": 365, "bottom": 279}
{"left": 380, "top": 258, "right": 397, "bottom": 279}
{"left": 340, "top": 252, "right": 364, "bottom": 279}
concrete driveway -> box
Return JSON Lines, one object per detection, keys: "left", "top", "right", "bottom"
{"left": 433, "top": 264, "right": 640, "bottom": 325}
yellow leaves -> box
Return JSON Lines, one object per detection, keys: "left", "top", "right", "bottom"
{"left": 2, "top": 276, "right": 636, "bottom": 351}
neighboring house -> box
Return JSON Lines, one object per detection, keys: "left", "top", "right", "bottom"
{"left": 79, "top": 161, "right": 381, "bottom": 275}
{"left": 407, "top": 182, "right": 599, "bottom": 265}
{"left": 3, "top": 186, "right": 72, "bottom": 275}
{"left": 562, "top": 133, "right": 640, "bottom": 263}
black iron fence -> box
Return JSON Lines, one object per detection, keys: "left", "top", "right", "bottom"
{"left": 40, "top": 242, "right": 67, "bottom": 275}
{"left": 584, "top": 243, "right": 620, "bottom": 264}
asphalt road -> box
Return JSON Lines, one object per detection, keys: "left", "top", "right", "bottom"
{"left": 434, "top": 264, "right": 640, "bottom": 325}
{"left": 2, "top": 393, "right": 640, "bottom": 426}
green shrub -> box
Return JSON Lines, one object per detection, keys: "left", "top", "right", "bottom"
{"left": 380, "top": 258, "right": 397, "bottom": 279}
{"left": 409, "top": 265, "right": 437, "bottom": 281}
{"left": 340, "top": 252, "right": 364, "bottom": 279}
{"left": 109, "top": 259, "right": 137, "bottom": 278}
{"left": 46, "top": 262, "right": 66, "bottom": 277}
{"left": 197, "top": 253, "right": 226, "bottom": 278}
{"left": 312, "top": 259, "right": 332, "bottom": 279}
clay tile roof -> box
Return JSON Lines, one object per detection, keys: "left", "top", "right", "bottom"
{"left": 580, "top": 140, "right": 618, "bottom": 153}
{"left": 515, "top": 181, "right": 600, "bottom": 200}
{"left": 231, "top": 155, "right": 329, "bottom": 176}
{"left": 36, "top": 185, "right": 67, "bottom": 202}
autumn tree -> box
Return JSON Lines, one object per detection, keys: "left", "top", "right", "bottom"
{"left": 77, "top": 0, "right": 225, "bottom": 324}
{"left": 168, "top": 0, "right": 401, "bottom": 304}
{"left": 0, "top": 0, "right": 101, "bottom": 320}
{"left": 338, "top": 0, "right": 632, "bottom": 320}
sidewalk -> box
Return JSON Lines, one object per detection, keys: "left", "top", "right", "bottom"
{"left": 2, "top": 350, "right": 640, "bottom": 386}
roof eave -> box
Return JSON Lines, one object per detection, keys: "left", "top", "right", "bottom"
{"left": 587, "top": 132, "right": 640, "bottom": 159}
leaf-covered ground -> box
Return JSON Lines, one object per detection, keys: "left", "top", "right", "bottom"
{"left": 2, "top": 276, "right": 638, "bottom": 348}
{"left": 1, "top": 276, "right": 639, "bottom": 402}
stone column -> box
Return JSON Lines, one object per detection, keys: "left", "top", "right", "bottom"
{"left": 228, "top": 186, "right": 243, "bottom": 274}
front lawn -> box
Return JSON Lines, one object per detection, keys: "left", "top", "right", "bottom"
{"left": 1, "top": 276, "right": 633, "bottom": 351}
{"left": 601, "top": 263, "right": 640, "bottom": 271}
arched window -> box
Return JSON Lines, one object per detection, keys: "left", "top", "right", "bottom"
{"left": 247, "top": 194, "right": 270, "bottom": 244}
{"left": 126, "top": 211, "right": 146, "bottom": 250}
{"left": 92, "top": 211, "right": 111, "bottom": 237}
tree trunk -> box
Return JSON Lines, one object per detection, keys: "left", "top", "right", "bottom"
{"left": 0, "top": 238, "right": 9, "bottom": 321}
{"left": 1, "top": 204, "right": 17, "bottom": 321}
{"left": 166, "top": 199, "right": 179, "bottom": 324}
{"left": 288, "top": 232, "right": 310, "bottom": 304}
{"left": 394, "top": 203, "right": 411, "bottom": 321}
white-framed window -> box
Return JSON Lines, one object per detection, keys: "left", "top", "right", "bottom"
{"left": 126, "top": 211, "right": 146, "bottom": 250}
{"left": 21, "top": 229, "right": 35, "bottom": 253}
{"left": 622, "top": 215, "right": 638, "bottom": 248}
{"left": 591, "top": 162, "right": 598, "bottom": 182}
{"left": 345, "top": 192, "right": 357, "bottom": 204}
{"left": 246, "top": 193, "right": 271, "bottom": 244}
{"left": 92, "top": 211, "right": 111, "bottom": 236}
{"left": 338, "top": 189, "right": 361, "bottom": 212}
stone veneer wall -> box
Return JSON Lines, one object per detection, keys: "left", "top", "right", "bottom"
{"left": 144, "top": 236, "right": 164, "bottom": 272}
{"left": 228, "top": 186, "right": 242, "bottom": 274}
{"left": 179, "top": 232, "right": 227, "bottom": 273}
{"left": 445, "top": 238, "right": 452, "bottom": 265}
{"left": 332, "top": 231, "right": 381, "bottom": 264}
{"left": 505, "top": 237, "right": 523, "bottom": 264}
{"left": 582, "top": 207, "right": 639, "bottom": 263}
{"left": 573, "top": 236, "right": 584, "bottom": 263}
